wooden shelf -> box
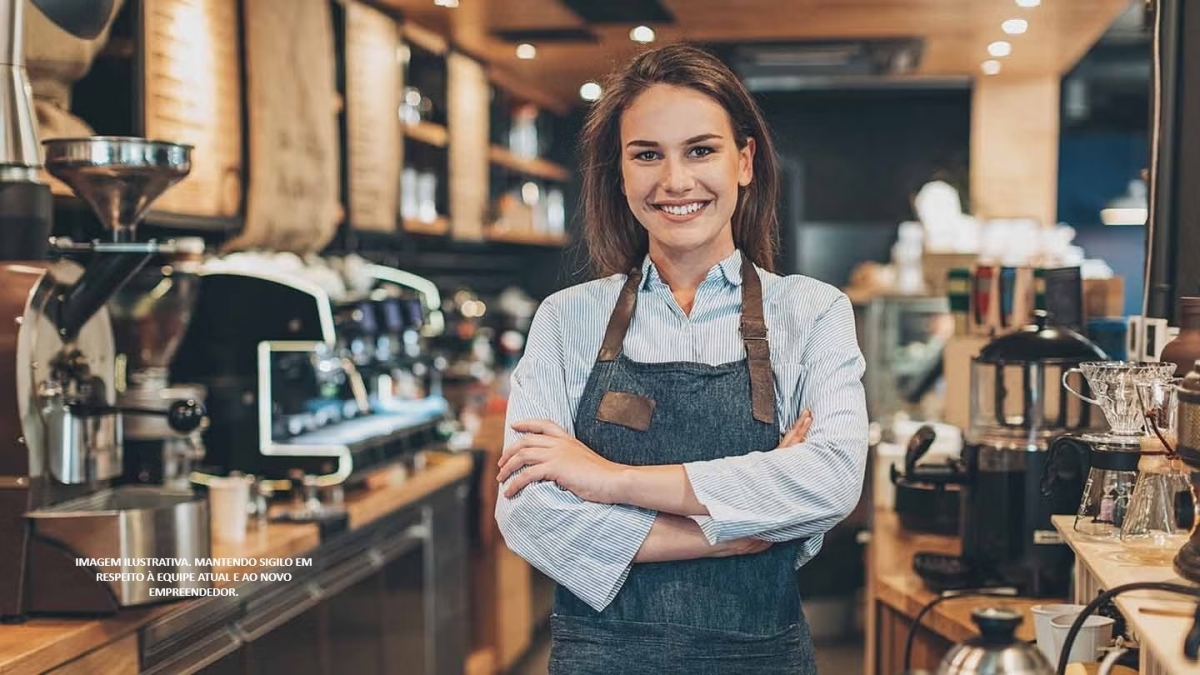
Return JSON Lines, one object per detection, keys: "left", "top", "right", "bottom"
{"left": 488, "top": 146, "right": 571, "bottom": 182}
{"left": 484, "top": 229, "right": 569, "bottom": 247}
{"left": 402, "top": 216, "right": 449, "bottom": 236}
{"left": 403, "top": 120, "right": 448, "bottom": 148}
{"left": 401, "top": 21, "right": 447, "bottom": 55}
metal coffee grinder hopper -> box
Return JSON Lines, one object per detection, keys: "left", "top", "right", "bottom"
{"left": 0, "top": 137, "right": 213, "bottom": 621}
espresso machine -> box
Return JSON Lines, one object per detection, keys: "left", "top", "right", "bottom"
{"left": 171, "top": 255, "right": 451, "bottom": 492}
{"left": 0, "top": 137, "right": 212, "bottom": 620}
{"left": 915, "top": 312, "right": 1106, "bottom": 596}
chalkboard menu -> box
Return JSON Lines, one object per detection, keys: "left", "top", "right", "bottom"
{"left": 344, "top": 1, "right": 401, "bottom": 232}
{"left": 228, "top": 0, "right": 341, "bottom": 253}
{"left": 141, "top": 0, "right": 243, "bottom": 218}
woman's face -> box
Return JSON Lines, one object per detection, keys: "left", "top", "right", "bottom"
{"left": 619, "top": 84, "right": 755, "bottom": 260}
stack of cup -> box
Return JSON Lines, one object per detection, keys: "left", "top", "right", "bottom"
{"left": 1030, "top": 604, "right": 1115, "bottom": 666}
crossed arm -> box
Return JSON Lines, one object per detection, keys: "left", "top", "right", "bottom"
{"left": 493, "top": 294, "right": 868, "bottom": 612}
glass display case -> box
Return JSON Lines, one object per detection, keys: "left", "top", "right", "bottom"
{"left": 854, "top": 295, "right": 953, "bottom": 434}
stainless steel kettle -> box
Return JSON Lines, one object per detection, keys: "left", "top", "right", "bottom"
{"left": 938, "top": 608, "right": 1053, "bottom": 674}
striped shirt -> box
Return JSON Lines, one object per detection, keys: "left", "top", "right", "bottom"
{"left": 495, "top": 249, "right": 869, "bottom": 612}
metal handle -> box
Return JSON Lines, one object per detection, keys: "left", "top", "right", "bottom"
{"left": 1062, "top": 367, "right": 1105, "bottom": 406}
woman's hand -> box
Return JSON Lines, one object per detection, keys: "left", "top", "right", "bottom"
{"left": 778, "top": 409, "right": 813, "bottom": 448}
{"left": 498, "top": 419, "right": 626, "bottom": 502}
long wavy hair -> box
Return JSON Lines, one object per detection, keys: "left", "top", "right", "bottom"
{"left": 578, "top": 44, "right": 781, "bottom": 278}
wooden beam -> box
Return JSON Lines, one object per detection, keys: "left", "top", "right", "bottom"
{"left": 969, "top": 76, "right": 1061, "bottom": 228}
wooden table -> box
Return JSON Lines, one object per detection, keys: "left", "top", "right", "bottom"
{"left": 866, "top": 509, "right": 1057, "bottom": 674}
{"left": 0, "top": 452, "right": 473, "bottom": 674}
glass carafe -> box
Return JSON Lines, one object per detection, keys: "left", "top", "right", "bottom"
{"left": 1048, "top": 435, "right": 1141, "bottom": 538}
{"left": 1119, "top": 449, "right": 1194, "bottom": 563}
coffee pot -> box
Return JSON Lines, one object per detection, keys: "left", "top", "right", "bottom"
{"left": 937, "top": 608, "right": 1053, "bottom": 674}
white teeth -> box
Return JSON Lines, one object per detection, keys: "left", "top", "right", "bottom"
{"left": 660, "top": 202, "right": 705, "bottom": 216}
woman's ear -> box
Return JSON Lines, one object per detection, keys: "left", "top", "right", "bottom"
{"left": 738, "top": 137, "right": 756, "bottom": 187}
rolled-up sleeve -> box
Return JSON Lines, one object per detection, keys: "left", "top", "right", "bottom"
{"left": 683, "top": 293, "right": 868, "bottom": 547}
{"left": 494, "top": 296, "right": 656, "bottom": 612}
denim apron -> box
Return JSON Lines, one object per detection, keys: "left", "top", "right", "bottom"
{"left": 549, "top": 252, "right": 817, "bottom": 674}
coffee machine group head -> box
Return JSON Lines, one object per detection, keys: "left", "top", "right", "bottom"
{"left": 0, "top": 136, "right": 212, "bottom": 619}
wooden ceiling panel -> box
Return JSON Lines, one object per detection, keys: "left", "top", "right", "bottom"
{"left": 378, "top": 0, "right": 1135, "bottom": 107}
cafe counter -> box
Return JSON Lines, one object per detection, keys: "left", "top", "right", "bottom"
{"left": 866, "top": 509, "right": 1052, "bottom": 674}
{"left": 0, "top": 452, "right": 474, "bottom": 675}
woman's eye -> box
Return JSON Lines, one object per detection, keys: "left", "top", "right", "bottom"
{"left": 634, "top": 151, "right": 660, "bottom": 161}
{"left": 689, "top": 146, "right": 715, "bottom": 158}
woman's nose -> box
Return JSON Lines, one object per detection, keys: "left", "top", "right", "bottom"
{"left": 660, "top": 157, "right": 695, "bottom": 193}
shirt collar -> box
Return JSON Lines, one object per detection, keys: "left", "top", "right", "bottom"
{"left": 638, "top": 249, "right": 745, "bottom": 291}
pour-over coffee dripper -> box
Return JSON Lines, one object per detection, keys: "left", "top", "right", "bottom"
{"left": 1062, "top": 361, "right": 1178, "bottom": 437}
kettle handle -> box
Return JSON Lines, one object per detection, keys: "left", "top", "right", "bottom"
{"left": 1041, "top": 435, "right": 1089, "bottom": 501}
{"left": 1097, "top": 645, "right": 1127, "bottom": 675}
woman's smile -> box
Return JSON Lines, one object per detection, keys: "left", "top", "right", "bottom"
{"left": 653, "top": 200, "right": 712, "bottom": 221}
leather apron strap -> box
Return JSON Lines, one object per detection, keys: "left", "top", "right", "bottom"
{"left": 594, "top": 252, "right": 776, "bottom": 424}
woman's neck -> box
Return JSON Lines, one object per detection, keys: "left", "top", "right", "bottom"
{"left": 648, "top": 240, "right": 736, "bottom": 315}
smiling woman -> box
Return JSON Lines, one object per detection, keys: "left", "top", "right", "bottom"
{"left": 494, "top": 44, "right": 869, "bottom": 675}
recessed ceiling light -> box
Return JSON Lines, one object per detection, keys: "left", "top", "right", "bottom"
{"left": 580, "top": 81, "right": 602, "bottom": 101}
{"left": 1016, "top": 0, "right": 1041, "bottom": 6}
{"left": 982, "top": 60, "right": 1002, "bottom": 75}
{"left": 516, "top": 43, "right": 537, "bottom": 59}
{"left": 433, "top": 0, "right": 458, "bottom": 6}
{"left": 988, "top": 41, "right": 1012, "bottom": 57}
{"left": 1002, "top": 18, "right": 1028, "bottom": 34}
{"left": 630, "top": 26, "right": 656, "bottom": 43}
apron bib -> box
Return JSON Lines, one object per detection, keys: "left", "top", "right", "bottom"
{"left": 549, "top": 252, "right": 817, "bottom": 674}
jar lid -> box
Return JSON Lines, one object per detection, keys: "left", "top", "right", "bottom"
{"left": 977, "top": 311, "right": 1108, "bottom": 363}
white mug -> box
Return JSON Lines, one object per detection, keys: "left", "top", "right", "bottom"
{"left": 1030, "top": 603, "right": 1085, "bottom": 662}
{"left": 1049, "top": 612, "right": 1114, "bottom": 664}
{"left": 207, "top": 476, "right": 250, "bottom": 544}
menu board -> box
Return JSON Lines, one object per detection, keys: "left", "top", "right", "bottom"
{"left": 141, "top": 0, "right": 243, "bottom": 218}
{"left": 228, "top": 0, "right": 341, "bottom": 253}
{"left": 344, "top": 1, "right": 401, "bottom": 232}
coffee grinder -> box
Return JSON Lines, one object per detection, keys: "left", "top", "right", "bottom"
{"left": 109, "top": 237, "right": 209, "bottom": 488}
{"left": 0, "top": 137, "right": 212, "bottom": 620}
{"left": 1171, "top": 363, "right": 1200, "bottom": 580}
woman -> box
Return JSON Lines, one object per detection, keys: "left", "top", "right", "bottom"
{"left": 494, "top": 44, "right": 868, "bottom": 674}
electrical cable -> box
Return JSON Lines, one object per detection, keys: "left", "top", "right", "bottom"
{"left": 902, "top": 588, "right": 1018, "bottom": 673}
{"left": 1054, "top": 581, "right": 1200, "bottom": 675}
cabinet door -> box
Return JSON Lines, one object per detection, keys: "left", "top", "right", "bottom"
{"left": 381, "top": 542, "right": 430, "bottom": 675}
{"left": 326, "top": 570, "right": 387, "bottom": 674}
{"left": 244, "top": 607, "right": 326, "bottom": 675}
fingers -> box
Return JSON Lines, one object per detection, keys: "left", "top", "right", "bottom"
{"left": 777, "top": 409, "right": 813, "bottom": 448}
{"left": 503, "top": 464, "right": 548, "bottom": 498}
{"left": 511, "top": 419, "right": 571, "bottom": 438}
{"left": 497, "top": 447, "right": 551, "bottom": 483}
{"left": 498, "top": 434, "right": 557, "bottom": 467}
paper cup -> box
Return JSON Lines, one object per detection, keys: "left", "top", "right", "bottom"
{"left": 1049, "top": 612, "right": 1114, "bottom": 664}
{"left": 208, "top": 476, "right": 250, "bottom": 543}
{"left": 1031, "top": 603, "right": 1085, "bottom": 662}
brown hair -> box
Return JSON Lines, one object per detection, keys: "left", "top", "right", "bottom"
{"left": 578, "top": 43, "right": 781, "bottom": 278}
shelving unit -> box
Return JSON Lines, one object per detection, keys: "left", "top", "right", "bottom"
{"left": 487, "top": 146, "right": 571, "bottom": 182}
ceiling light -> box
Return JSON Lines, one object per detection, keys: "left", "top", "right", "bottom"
{"left": 981, "top": 60, "right": 1002, "bottom": 75}
{"left": 433, "top": 0, "right": 458, "bottom": 6}
{"left": 1016, "top": 0, "right": 1041, "bottom": 6}
{"left": 630, "top": 25, "right": 655, "bottom": 43}
{"left": 1002, "top": 18, "right": 1028, "bottom": 34}
{"left": 516, "top": 43, "right": 537, "bottom": 59}
{"left": 580, "top": 81, "right": 602, "bottom": 101}
{"left": 988, "top": 41, "right": 1012, "bottom": 57}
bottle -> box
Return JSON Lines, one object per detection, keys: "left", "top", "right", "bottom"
{"left": 1160, "top": 297, "right": 1200, "bottom": 376}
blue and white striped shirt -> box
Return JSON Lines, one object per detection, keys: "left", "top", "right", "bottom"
{"left": 495, "top": 249, "right": 868, "bottom": 612}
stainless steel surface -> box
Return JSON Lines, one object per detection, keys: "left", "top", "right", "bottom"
{"left": 937, "top": 608, "right": 1053, "bottom": 674}
{"left": 0, "top": 1, "right": 41, "bottom": 171}
{"left": 16, "top": 261, "right": 119, "bottom": 499}
{"left": 40, "top": 385, "right": 121, "bottom": 484}
{"left": 41, "top": 137, "right": 192, "bottom": 239}
{"left": 109, "top": 242, "right": 203, "bottom": 376}
{"left": 27, "top": 485, "right": 211, "bottom": 605}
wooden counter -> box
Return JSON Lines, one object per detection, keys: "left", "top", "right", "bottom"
{"left": 866, "top": 509, "right": 1057, "bottom": 674}
{"left": 1054, "top": 515, "right": 1200, "bottom": 674}
{"left": 0, "top": 452, "right": 473, "bottom": 675}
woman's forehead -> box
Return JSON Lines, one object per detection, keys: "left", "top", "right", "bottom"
{"left": 619, "top": 85, "right": 734, "bottom": 142}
